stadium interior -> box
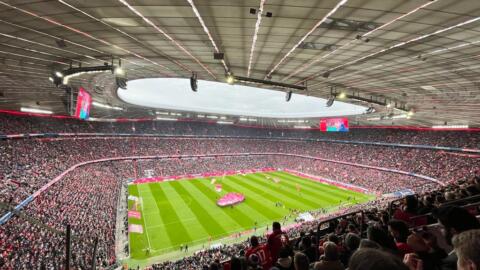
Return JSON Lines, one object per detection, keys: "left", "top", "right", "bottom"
{"left": 0, "top": 1, "right": 479, "bottom": 270}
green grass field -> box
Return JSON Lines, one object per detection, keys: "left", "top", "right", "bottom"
{"left": 127, "top": 171, "right": 373, "bottom": 261}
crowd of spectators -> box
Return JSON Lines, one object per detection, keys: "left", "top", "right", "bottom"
{"left": 0, "top": 113, "right": 479, "bottom": 269}
{"left": 2, "top": 136, "right": 477, "bottom": 211}
{"left": 0, "top": 161, "right": 133, "bottom": 269}
{"left": 1, "top": 113, "right": 479, "bottom": 148}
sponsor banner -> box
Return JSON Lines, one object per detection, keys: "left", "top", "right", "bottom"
{"left": 128, "top": 224, "right": 143, "bottom": 234}
{"left": 128, "top": 211, "right": 141, "bottom": 219}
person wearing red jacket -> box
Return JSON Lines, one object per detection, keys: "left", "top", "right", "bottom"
{"left": 246, "top": 236, "right": 272, "bottom": 270}
{"left": 267, "top": 222, "right": 290, "bottom": 262}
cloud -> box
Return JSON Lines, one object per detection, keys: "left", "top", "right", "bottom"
{"left": 118, "top": 78, "right": 365, "bottom": 118}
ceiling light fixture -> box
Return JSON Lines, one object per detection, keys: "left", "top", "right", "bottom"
{"left": 0, "top": 21, "right": 161, "bottom": 80}
{"left": 92, "top": 101, "right": 123, "bottom": 111}
{"left": 266, "top": 0, "right": 348, "bottom": 78}
{"left": 58, "top": 0, "right": 189, "bottom": 72}
{"left": 119, "top": 0, "right": 216, "bottom": 78}
{"left": 0, "top": 1, "right": 171, "bottom": 74}
{"left": 291, "top": 1, "right": 467, "bottom": 84}
{"left": 226, "top": 74, "right": 235, "bottom": 84}
{"left": 156, "top": 117, "right": 177, "bottom": 121}
{"left": 20, "top": 107, "right": 53, "bottom": 114}
{"left": 432, "top": 125, "right": 468, "bottom": 129}
{"left": 0, "top": 50, "right": 69, "bottom": 65}
{"left": 186, "top": 0, "right": 229, "bottom": 73}
{"left": 114, "top": 67, "right": 125, "bottom": 76}
{"left": 328, "top": 15, "right": 480, "bottom": 73}
{"left": 247, "top": 0, "right": 266, "bottom": 77}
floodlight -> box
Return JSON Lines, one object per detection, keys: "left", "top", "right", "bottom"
{"left": 226, "top": 74, "right": 235, "bottom": 84}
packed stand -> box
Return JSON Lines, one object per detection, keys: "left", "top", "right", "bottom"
{"left": 0, "top": 161, "right": 133, "bottom": 269}
{"left": 1, "top": 113, "right": 479, "bottom": 148}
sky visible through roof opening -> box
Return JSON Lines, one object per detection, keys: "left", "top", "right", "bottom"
{"left": 118, "top": 78, "right": 366, "bottom": 118}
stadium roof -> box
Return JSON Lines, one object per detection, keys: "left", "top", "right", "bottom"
{"left": 0, "top": 0, "right": 479, "bottom": 128}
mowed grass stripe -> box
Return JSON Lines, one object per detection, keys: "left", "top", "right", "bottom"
{"left": 255, "top": 173, "right": 338, "bottom": 207}
{"left": 192, "top": 179, "right": 257, "bottom": 228}
{"left": 221, "top": 176, "right": 285, "bottom": 220}
{"left": 270, "top": 172, "right": 372, "bottom": 202}
{"left": 148, "top": 183, "right": 191, "bottom": 247}
{"left": 258, "top": 172, "right": 344, "bottom": 203}
{"left": 227, "top": 175, "right": 306, "bottom": 210}
{"left": 272, "top": 171, "right": 362, "bottom": 196}
{"left": 247, "top": 174, "right": 328, "bottom": 208}
{"left": 172, "top": 180, "right": 231, "bottom": 237}
{"left": 267, "top": 172, "right": 358, "bottom": 200}
{"left": 137, "top": 184, "right": 177, "bottom": 250}
{"left": 236, "top": 175, "right": 318, "bottom": 209}
{"left": 160, "top": 181, "right": 209, "bottom": 241}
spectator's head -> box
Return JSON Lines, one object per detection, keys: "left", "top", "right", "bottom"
{"left": 359, "top": 239, "right": 380, "bottom": 249}
{"left": 277, "top": 247, "right": 293, "bottom": 268}
{"left": 404, "top": 195, "right": 418, "bottom": 213}
{"left": 300, "top": 236, "right": 311, "bottom": 250}
{"left": 348, "top": 223, "right": 357, "bottom": 233}
{"left": 433, "top": 206, "right": 480, "bottom": 245}
{"left": 452, "top": 229, "right": 480, "bottom": 270}
{"left": 367, "top": 225, "right": 398, "bottom": 252}
{"left": 293, "top": 252, "right": 309, "bottom": 270}
{"left": 348, "top": 248, "right": 409, "bottom": 270}
{"left": 209, "top": 262, "right": 219, "bottom": 270}
{"left": 345, "top": 233, "right": 361, "bottom": 251}
{"left": 323, "top": 241, "right": 339, "bottom": 261}
{"left": 273, "top": 221, "right": 281, "bottom": 232}
{"left": 388, "top": 220, "right": 410, "bottom": 243}
{"left": 250, "top": 235, "right": 259, "bottom": 247}
{"left": 279, "top": 246, "right": 291, "bottom": 259}
{"left": 229, "top": 256, "right": 243, "bottom": 270}
{"left": 327, "top": 233, "right": 339, "bottom": 244}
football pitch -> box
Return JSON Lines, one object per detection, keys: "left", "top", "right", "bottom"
{"left": 127, "top": 171, "right": 373, "bottom": 261}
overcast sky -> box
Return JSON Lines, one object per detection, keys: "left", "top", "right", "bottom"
{"left": 118, "top": 78, "right": 366, "bottom": 118}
